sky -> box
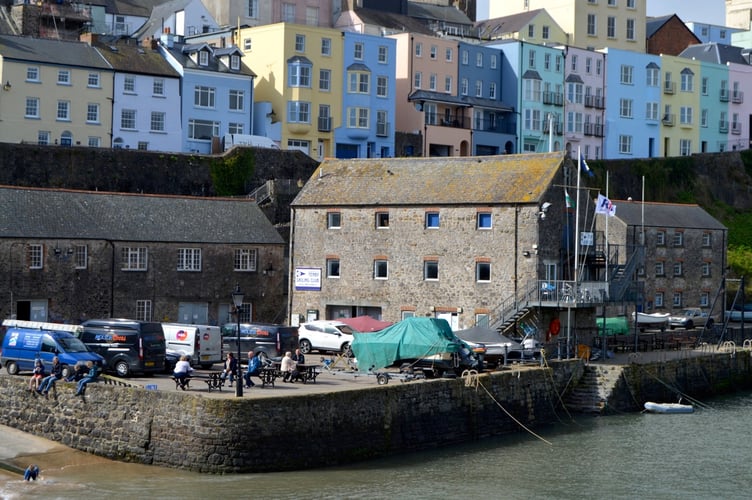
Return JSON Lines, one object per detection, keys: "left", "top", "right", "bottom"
{"left": 647, "top": 0, "right": 726, "bottom": 26}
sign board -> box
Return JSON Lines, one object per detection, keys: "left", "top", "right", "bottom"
{"left": 294, "top": 267, "right": 322, "bottom": 291}
{"left": 580, "top": 231, "right": 593, "bottom": 246}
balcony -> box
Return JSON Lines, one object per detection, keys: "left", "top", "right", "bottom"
{"left": 662, "top": 114, "right": 675, "bottom": 126}
{"left": 425, "top": 113, "right": 469, "bottom": 129}
{"left": 663, "top": 81, "right": 675, "bottom": 94}
{"left": 584, "top": 95, "right": 605, "bottom": 109}
{"left": 376, "top": 121, "right": 390, "bottom": 137}
{"left": 543, "top": 121, "right": 563, "bottom": 135}
{"left": 543, "top": 91, "right": 564, "bottom": 106}
{"left": 720, "top": 89, "right": 729, "bottom": 102}
{"left": 719, "top": 120, "right": 729, "bottom": 133}
{"left": 593, "top": 123, "right": 604, "bottom": 137}
{"left": 732, "top": 91, "right": 744, "bottom": 104}
{"left": 732, "top": 122, "right": 742, "bottom": 135}
{"left": 318, "top": 116, "right": 331, "bottom": 132}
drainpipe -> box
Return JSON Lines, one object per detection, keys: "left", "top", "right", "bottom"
{"left": 287, "top": 206, "right": 296, "bottom": 325}
{"left": 514, "top": 205, "right": 519, "bottom": 318}
{"left": 108, "top": 240, "right": 115, "bottom": 317}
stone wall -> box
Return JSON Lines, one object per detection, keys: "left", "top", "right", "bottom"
{"left": 0, "top": 362, "right": 581, "bottom": 473}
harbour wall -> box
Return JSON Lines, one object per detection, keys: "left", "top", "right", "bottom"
{"left": 0, "top": 353, "right": 750, "bottom": 473}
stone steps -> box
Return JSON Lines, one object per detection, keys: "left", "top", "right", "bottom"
{"left": 565, "top": 364, "right": 625, "bottom": 414}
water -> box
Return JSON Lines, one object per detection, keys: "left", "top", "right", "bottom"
{"left": 3, "top": 391, "right": 751, "bottom": 499}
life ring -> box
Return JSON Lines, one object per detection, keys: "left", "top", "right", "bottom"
{"left": 549, "top": 318, "right": 561, "bottom": 337}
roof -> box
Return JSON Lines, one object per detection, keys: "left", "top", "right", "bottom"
{"left": 162, "top": 41, "right": 255, "bottom": 76}
{"left": 646, "top": 15, "right": 674, "bottom": 38}
{"left": 90, "top": 37, "right": 181, "bottom": 77}
{"left": 0, "top": 35, "right": 111, "bottom": 70}
{"left": 0, "top": 186, "right": 284, "bottom": 244}
{"left": 610, "top": 201, "right": 726, "bottom": 230}
{"left": 351, "top": 7, "right": 435, "bottom": 36}
{"left": 679, "top": 43, "right": 750, "bottom": 65}
{"left": 99, "top": 0, "right": 158, "bottom": 18}
{"left": 292, "top": 153, "right": 565, "bottom": 207}
{"left": 131, "top": 0, "right": 193, "bottom": 39}
{"left": 475, "top": 9, "right": 546, "bottom": 38}
{"left": 407, "top": 2, "right": 473, "bottom": 26}
{"left": 408, "top": 89, "right": 513, "bottom": 111}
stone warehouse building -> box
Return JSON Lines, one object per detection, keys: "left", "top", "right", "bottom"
{"left": 0, "top": 186, "right": 286, "bottom": 325}
{"left": 288, "top": 152, "right": 570, "bottom": 331}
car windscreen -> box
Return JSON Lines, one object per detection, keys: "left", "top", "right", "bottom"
{"left": 334, "top": 324, "right": 357, "bottom": 335}
{"left": 57, "top": 335, "right": 91, "bottom": 353}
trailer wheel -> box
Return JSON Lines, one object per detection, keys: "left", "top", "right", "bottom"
{"left": 377, "top": 373, "right": 389, "bottom": 385}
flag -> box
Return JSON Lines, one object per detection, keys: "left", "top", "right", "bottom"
{"left": 595, "top": 194, "right": 616, "bottom": 217}
{"left": 580, "top": 153, "right": 595, "bottom": 178}
{"left": 565, "top": 189, "right": 574, "bottom": 208}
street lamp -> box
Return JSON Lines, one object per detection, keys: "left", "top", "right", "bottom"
{"left": 231, "top": 284, "right": 244, "bottom": 397}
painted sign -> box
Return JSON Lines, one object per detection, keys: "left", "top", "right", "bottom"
{"left": 176, "top": 330, "right": 188, "bottom": 341}
{"left": 295, "top": 267, "right": 322, "bottom": 291}
{"left": 203, "top": 333, "right": 210, "bottom": 341}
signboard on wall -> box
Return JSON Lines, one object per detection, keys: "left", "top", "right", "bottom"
{"left": 294, "top": 267, "right": 322, "bottom": 291}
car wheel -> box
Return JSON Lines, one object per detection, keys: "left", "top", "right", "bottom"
{"left": 6, "top": 361, "right": 19, "bottom": 375}
{"left": 299, "top": 339, "right": 312, "bottom": 354}
{"left": 114, "top": 360, "right": 130, "bottom": 377}
{"left": 61, "top": 364, "right": 71, "bottom": 379}
{"left": 341, "top": 342, "right": 352, "bottom": 357}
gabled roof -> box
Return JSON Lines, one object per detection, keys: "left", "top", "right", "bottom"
{"left": 407, "top": 2, "right": 473, "bottom": 26}
{"left": 679, "top": 43, "right": 750, "bottom": 65}
{"left": 646, "top": 15, "right": 675, "bottom": 38}
{"left": 0, "top": 186, "right": 284, "bottom": 244}
{"left": 98, "top": 0, "right": 158, "bottom": 18}
{"left": 90, "top": 37, "right": 180, "bottom": 77}
{"left": 163, "top": 42, "right": 255, "bottom": 76}
{"left": 350, "top": 7, "right": 435, "bottom": 36}
{"left": 292, "top": 153, "right": 565, "bottom": 207}
{"left": 475, "top": 9, "right": 546, "bottom": 37}
{"left": 610, "top": 200, "right": 726, "bottom": 230}
{"left": 131, "top": 0, "right": 193, "bottom": 39}
{"left": 0, "top": 35, "right": 111, "bottom": 70}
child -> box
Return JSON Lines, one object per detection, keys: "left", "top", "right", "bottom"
{"left": 28, "top": 359, "right": 45, "bottom": 392}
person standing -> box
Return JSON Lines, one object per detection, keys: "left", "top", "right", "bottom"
{"left": 37, "top": 356, "right": 63, "bottom": 396}
{"left": 24, "top": 464, "right": 39, "bottom": 481}
{"left": 173, "top": 355, "right": 194, "bottom": 390}
{"left": 75, "top": 361, "right": 100, "bottom": 396}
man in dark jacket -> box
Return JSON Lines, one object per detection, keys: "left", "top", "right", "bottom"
{"left": 37, "top": 356, "right": 63, "bottom": 396}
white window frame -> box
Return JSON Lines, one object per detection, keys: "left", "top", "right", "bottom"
{"left": 122, "top": 247, "right": 148, "bottom": 271}
{"left": 177, "top": 248, "right": 202, "bottom": 271}
{"left": 234, "top": 248, "right": 257, "bottom": 272}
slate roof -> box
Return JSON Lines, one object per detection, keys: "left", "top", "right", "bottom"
{"left": 679, "top": 43, "right": 750, "bottom": 65}
{"left": 97, "top": 0, "right": 160, "bottom": 18}
{"left": 475, "top": 9, "right": 545, "bottom": 38}
{"left": 610, "top": 200, "right": 726, "bottom": 230}
{"left": 0, "top": 35, "right": 111, "bottom": 70}
{"left": 91, "top": 37, "right": 181, "bottom": 77}
{"left": 407, "top": 2, "right": 473, "bottom": 26}
{"left": 646, "top": 15, "right": 674, "bottom": 38}
{"left": 0, "top": 186, "right": 284, "bottom": 245}
{"left": 408, "top": 89, "right": 513, "bottom": 111}
{"left": 162, "top": 42, "right": 255, "bottom": 76}
{"left": 292, "top": 153, "right": 565, "bottom": 207}
{"left": 351, "top": 7, "right": 435, "bottom": 36}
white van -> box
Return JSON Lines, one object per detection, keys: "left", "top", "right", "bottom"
{"left": 162, "top": 323, "right": 222, "bottom": 369}
{"left": 223, "top": 134, "right": 280, "bottom": 151}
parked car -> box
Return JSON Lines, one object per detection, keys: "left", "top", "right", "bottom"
{"left": 669, "top": 308, "right": 716, "bottom": 330}
{"left": 297, "top": 320, "right": 358, "bottom": 355}
{"left": 79, "top": 319, "right": 166, "bottom": 377}
{"left": 162, "top": 323, "right": 222, "bottom": 369}
{"left": 221, "top": 323, "right": 298, "bottom": 362}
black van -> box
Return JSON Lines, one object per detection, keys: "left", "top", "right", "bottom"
{"left": 221, "top": 323, "right": 298, "bottom": 362}
{"left": 79, "top": 319, "right": 166, "bottom": 376}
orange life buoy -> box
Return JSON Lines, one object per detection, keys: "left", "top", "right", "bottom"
{"left": 549, "top": 318, "right": 561, "bottom": 336}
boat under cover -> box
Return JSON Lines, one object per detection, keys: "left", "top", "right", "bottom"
{"left": 643, "top": 401, "right": 694, "bottom": 414}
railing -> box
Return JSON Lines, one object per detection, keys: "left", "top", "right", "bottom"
{"left": 584, "top": 95, "right": 605, "bottom": 109}
{"left": 720, "top": 89, "right": 729, "bottom": 102}
{"left": 376, "top": 121, "right": 390, "bottom": 137}
{"left": 543, "top": 121, "right": 563, "bottom": 135}
{"left": 732, "top": 122, "right": 742, "bottom": 135}
{"left": 719, "top": 120, "right": 729, "bottom": 133}
{"left": 664, "top": 81, "right": 675, "bottom": 94}
{"left": 425, "top": 113, "right": 469, "bottom": 129}
{"left": 662, "top": 114, "right": 675, "bottom": 126}
{"left": 732, "top": 91, "right": 744, "bottom": 104}
{"left": 318, "top": 116, "right": 331, "bottom": 132}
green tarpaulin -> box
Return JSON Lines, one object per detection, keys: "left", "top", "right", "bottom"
{"left": 351, "top": 317, "right": 462, "bottom": 371}
{"left": 595, "top": 316, "right": 629, "bottom": 336}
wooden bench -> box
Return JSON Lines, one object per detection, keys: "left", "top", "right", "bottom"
{"left": 171, "top": 376, "right": 192, "bottom": 390}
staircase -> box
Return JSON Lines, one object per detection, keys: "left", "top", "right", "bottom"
{"left": 564, "top": 364, "right": 626, "bottom": 414}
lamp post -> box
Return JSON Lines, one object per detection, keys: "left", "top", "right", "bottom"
{"left": 231, "top": 284, "right": 244, "bottom": 397}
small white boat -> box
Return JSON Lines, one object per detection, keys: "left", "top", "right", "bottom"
{"left": 644, "top": 401, "right": 694, "bottom": 414}
{"left": 632, "top": 312, "right": 670, "bottom": 327}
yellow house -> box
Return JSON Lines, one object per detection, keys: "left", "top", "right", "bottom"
{"left": 235, "top": 23, "right": 343, "bottom": 159}
{"left": 659, "top": 55, "right": 701, "bottom": 157}
{"left": 475, "top": 8, "right": 568, "bottom": 46}
{"left": 0, "top": 35, "right": 114, "bottom": 147}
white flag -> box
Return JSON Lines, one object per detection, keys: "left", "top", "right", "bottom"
{"left": 595, "top": 194, "right": 616, "bottom": 217}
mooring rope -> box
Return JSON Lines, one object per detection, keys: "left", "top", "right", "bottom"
{"left": 636, "top": 364, "right": 711, "bottom": 410}
{"left": 461, "top": 370, "right": 553, "bottom": 446}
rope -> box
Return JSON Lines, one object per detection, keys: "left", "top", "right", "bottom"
{"left": 636, "top": 364, "right": 711, "bottom": 410}
{"left": 462, "top": 371, "right": 553, "bottom": 446}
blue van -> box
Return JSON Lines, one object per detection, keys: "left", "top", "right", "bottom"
{"left": 0, "top": 320, "right": 104, "bottom": 378}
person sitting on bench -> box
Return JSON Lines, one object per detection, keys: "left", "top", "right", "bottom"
{"left": 173, "top": 355, "right": 193, "bottom": 390}
{"left": 244, "top": 351, "right": 262, "bottom": 388}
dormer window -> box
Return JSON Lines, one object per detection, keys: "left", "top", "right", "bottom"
{"left": 230, "top": 55, "right": 240, "bottom": 70}
{"left": 199, "top": 51, "right": 209, "bottom": 66}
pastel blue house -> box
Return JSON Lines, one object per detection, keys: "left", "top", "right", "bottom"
{"left": 159, "top": 35, "right": 255, "bottom": 154}
{"left": 686, "top": 22, "right": 743, "bottom": 45}
{"left": 458, "top": 41, "right": 515, "bottom": 155}
{"left": 336, "top": 32, "right": 396, "bottom": 158}
{"left": 492, "top": 39, "right": 565, "bottom": 154}
{"left": 601, "top": 48, "right": 661, "bottom": 159}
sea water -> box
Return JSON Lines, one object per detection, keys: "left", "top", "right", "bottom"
{"left": 2, "top": 391, "right": 751, "bottom": 499}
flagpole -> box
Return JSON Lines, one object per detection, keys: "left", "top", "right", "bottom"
{"left": 605, "top": 170, "right": 609, "bottom": 282}
{"left": 571, "top": 147, "right": 582, "bottom": 359}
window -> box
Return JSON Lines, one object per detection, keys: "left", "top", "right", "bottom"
{"left": 248, "top": 0, "right": 258, "bottom": 18}
{"left": 681, "top": 69, "right": 694, "bottom": 92}
{"left": 321, "top": 38, "right": 331, "bottom": 56}
{"left": 567, "top": 82, "right": 583, "bottom": 104}
{"left": 58, "top": 70, "right": 70, "bottom": 85}
{"left": 461, "top": 49, "right": 468, "bottom": 65}
{"left": 243, "top": 38, "right": 252, "bottom": 50}
{"left": 88, "top": 136, "right": 101, "bottom": 147}
{"left": 655, "top": 261, "right": 665, "bottom": 276}
{"left": 542, "top": 26, "right": 550, "bottom": 39}
{"left": 234, "top": 248, "right": 257, "bottom": 271}
{"left": 619, "top": 98, "right": 633, "bottom": 118}
{"left": 429, "top": 74, "right": 437, "bottom": 91}
{"left": 627, "top": 0, "right": 635, "bottom": 7}
{"left": 229, "top": 90, "right": 245, "bottom": 111}
{"left": 305, "top": 6, "right": 318, "bottom": 25}
{"left": 57, "top": 101, "right": 70, "bottom": 121}
{"left": 289, "top": 63, "right": 311, "bottom": 87}
{"left": 327, "top": 212, "right": 341, "bottom": 228}
{"left": 348, "top": 107, "right": 369, "bottom": 128}
{"left": 26, "top": 66, "right": 39, "bottom": 82}
{"left": 319, "top": 69, "right": 331, "bottom": 91}
{"left": 646, "top": 66, "right": 659, "bottom": 87}
{"left": 702, "top": 262, "right": 711, "bottom": 277}
{"left": 626, "top": 19, "right": 635, "bottom": 40}
{"left": 150, "top": 111, "right": 165, "bottom": 132}
{"left": 680, "top": 106, "right": 693, "bottom": 125}
{"left": 137, "top": 141, "right": 148, "bottom": 151}
{"left": 414, "top": 72, "right": 422, "bottom": 89}
{"left": 425, "top": 212, "right": 439, "bottom": 229}
{"left": 136, "top": 300, "right": 152, "bottom": 322}
{"left": 28, "top": 244, "right": 43, "bottom": 269}
{"left": 402, "top": 310, "right": 415, "bottom": 320}
{"left": 673, "top": 292, "right": 683, "bottom": 308}
{"left": 524, "top": 108, "right": 542, "bottom": 131}
{"left": 374, "top": 260, "right": 388, "bottom": 280}
{"left": 230, "top": 55, "right": 240, "bottom": 70}
{"left": 489, "top": 82, "right": 497, "bottom": 99}
{"left": 415, "top": 42, "right": 422, "bottom": 57}
{"left": 120, "top": 109, "right": 136, "bottom": 129}
{"left": 585, "top": 57, "right": 592, "bottom": 74}
{"left": 38, "top": 131, "right": 50, "bottom": 145}
{"left": 424, "top": 260, "right": 438, "bottom": 280}
{"left": 348, "top": 71, "right": 369, "bottom": 93}
{"left": 528, "top": 24, "right": 535, "bottom": 38}
{"left": 188, "top": 119, "right": 219, "bottom": 140}
{"left": 461, "top": 78, "right": 468, "bottom": 95}
{"left": 74, "top": 244, "right": 87, "bottom": 269}
{"left": 655, "top": 292, "right": 664, "bottom": 308}
{"left": 124, "top": 76, "right": 135, "bottom": 93}
{"left": 194, "top": 86, "right": 215, "bottom": 108}
{"left": 295, "top": 34, "right": 305, "bottom": 52}
{"left": 702, "top": 232, "right": 712, "bottom": 247}
{"left": 445, "top": 76, "right": 452, "bottom": 93}
{"left": 673, "top": 232, "right": 684, "bottom": 246}
{"left": 680, "top": 139, "right": 692, "bottom": 156}
{"left": 122, "top": 247, "right": 147, "bottom": 271}
{"left": 288, "top": 101, "right": 310, "bottom": 123}
{"left": 376, "top": 212, "right": 389, "bottom": 228}
{"left": 619, "top": 135, "right": 632, "bottom": 154}
{"left": 620, "top": 65, "right": 633, "bottom": 84}
{"left": 701, "top": 77, "right": 709, "bottom": 96}
{"left": 608, "top": 0, "right": 616, "bottom": 5}
{"left": 326, "top": 258, "right": 340, "bottom": 278}
{"left": 571, "top": 55, "right": 578, "bottom": 72}
{"left": 476, "top": 262, "right": 491, "bottom": 282}
{"left": 476, "top": 52, "right": 483, "bottom": 67}
{"left": 282, "top": 2, "right": 295, "bottom": 22}
{"left": 673, "top": 261, "right": 684, "bottom": 276}
{"left": 86, "top": 103, "right": 99, "bottom": 124}
{"left": 445, "top": 47, "right": 453, "bottom": 62}
{"left": 556, "top": 55, "right": 562, "bottom": 72}
{"left": 700, "top": 292, "right": 709, "bottom": 307}
{"left": 477, "top": 212, "right": 492, "bottom": 229}
{"left": 378, "top": 45, "right": 388, "bottom": 63}
{"left": 596, "top": 59, "right": 602, "bottom": 75}
{"left": 354, "top": 42, "right": 364, "bottom": 60}
{"left": 587, "top": 14, "right": 596, "bottom": 36}
{"left": 153, "top": 78, "right": 164, "bottom": 96}
{"left": 475, "top": 80, "right": 482, "bottom": 97}
{"left": 528, "top": 50, "right": 535, "bottom": 68}
{"left": 544, "top": 53, "right": 551, "bottom": 70}
{"left": 646, "top": 102, "right": 659, "bottom": 121}
{"left": 523, "top": 78, "right": 542, "bottom": 101}
{"left": 228, "top": 122, "right": 243, "bottom": 134}
{"left": 656, "top": 231, "right": 666, "bottom": 246}
{"left": 178, "top": 248, "right": 202, "bottom": 271}
{"left": 88, "top": 73, "right": 100, "bottom": 88}
{"left": 25, "top": 97, "right": 39, "bottom": 118}
{"left": 607, "top": 16, "right": 615, "bottom": 38}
